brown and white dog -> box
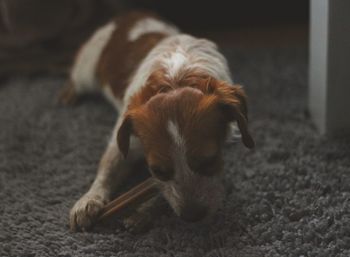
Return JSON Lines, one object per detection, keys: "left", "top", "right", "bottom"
{"left": 62, "top": 11, "right": 255, "bottom": 232}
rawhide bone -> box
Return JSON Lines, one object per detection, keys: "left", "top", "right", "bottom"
{"left": 98, "top": 178, "right": 158, "bottom": 221}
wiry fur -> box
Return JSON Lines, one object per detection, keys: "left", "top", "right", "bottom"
{"left": 123, "top": 34, "right": 233, "bottom": 111}
{"left": 65, "top": 11, "right": 254, "bottom": 231}
{"left": 163, "top": 120, "right": 224, "bottom": 217}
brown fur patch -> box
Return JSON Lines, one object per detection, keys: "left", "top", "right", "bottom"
{"left": 125, "top": 86, "right": 228, "bottom": 178}
{"left": 96, "top": 11, "right": 169, "bottom": 99}
{"left": 119, "top": 70, "right": 254, "bottom": 178}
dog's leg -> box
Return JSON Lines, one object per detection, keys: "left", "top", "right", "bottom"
{"left": 58, "top": 80, "right": 79, "bottom": 105}
{"left": 57, "top": 75, "right": 98, "bottom": 106}
{"left": 59, "top": 22, "right": 116, "bottom": 106}
{"left": 69, "top": 123, "right": 142, "bottom": 231}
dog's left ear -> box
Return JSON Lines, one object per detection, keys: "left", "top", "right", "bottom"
{"left": 117, "top": 114, "right": 133, "bottom": 158}
{"left": 210, "top": 80, "right": 255, "bottom": 149}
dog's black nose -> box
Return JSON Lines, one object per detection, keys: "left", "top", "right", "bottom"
{"left": 179, "top": 204, "right": 207, "bottom": 222}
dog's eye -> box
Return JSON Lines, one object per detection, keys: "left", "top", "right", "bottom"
{"left": 149, "top": 166, "right": 173, "bottom": 181}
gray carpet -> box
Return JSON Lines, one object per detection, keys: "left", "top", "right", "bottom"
{"left": 1, "top": 47, "right": 349, "bottom": 257}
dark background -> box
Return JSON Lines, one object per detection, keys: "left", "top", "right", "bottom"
{"left": 0, "top": 0, "right": 309, "bottom": 77}
{"left": 129, "top": 0, "right": 309, "bottom": 30}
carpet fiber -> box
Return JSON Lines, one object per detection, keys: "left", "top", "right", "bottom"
{"left": 1, "top": 47, "right": 349, "bottom": 257}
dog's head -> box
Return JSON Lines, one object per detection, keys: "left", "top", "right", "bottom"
{"left": 117, "top": 73, "right": 254, "bottom": 222}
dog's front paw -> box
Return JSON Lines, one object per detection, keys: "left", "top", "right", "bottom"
{"left": 123, "top": 212, "right": 153, "bottom": 234}
{"left": 69, "top": 194, "right": 105, "bottom": 232}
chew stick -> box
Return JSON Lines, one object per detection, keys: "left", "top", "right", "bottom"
{"left": 98, "top": 178, "right": 157, "bottom": 221}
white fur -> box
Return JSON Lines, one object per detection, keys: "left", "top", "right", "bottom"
{"left": 167, "top": 120, "right": 186, "bottom": 149}
{"left": 163, "top": 50, "right": 188, "bottom": 78}
{"left": 71, "top": 21, "right": 117, "bottom": 93}
{"left": 128, "top": 17, "right": 179, "bottom": 42}
{"left": 123, "top": 34, "right": 233, "bottom": 115}
{"left": 167, "top": 121, "right": 189, "bottom": 177}
{"left": 228, "top": 123, "right": 241, "bottom": 142}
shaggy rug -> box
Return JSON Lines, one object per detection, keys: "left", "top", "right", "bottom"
{"left": 1, "top": 47, "right": 349, "bottom": 257}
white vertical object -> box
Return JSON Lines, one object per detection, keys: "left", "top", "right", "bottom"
{"left": 309, "top": 0, "right": 350, "bottom": 134}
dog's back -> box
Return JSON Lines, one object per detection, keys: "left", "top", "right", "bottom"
{"left": 64, "top": 11, "right": 179, "bottom": 109}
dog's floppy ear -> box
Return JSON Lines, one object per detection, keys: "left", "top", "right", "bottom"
{"left": 221, "top": 99, "right": 255, "bottom": 149}
{"left": 210, "top": 80, "right": 255, "bottom": 149}
{"left": 117, "top": 115, "right": 133, "bottom": 158}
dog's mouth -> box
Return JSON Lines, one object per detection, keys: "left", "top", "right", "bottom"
{"left": 157, "top": 182, "right": 224, "bottom": 222}
{"left": 178, "top": 203, "right": 208, "bottom": 222}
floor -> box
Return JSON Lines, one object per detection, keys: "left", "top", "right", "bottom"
{"left": 1, "top": 35, "right": 349, "bottom": 255}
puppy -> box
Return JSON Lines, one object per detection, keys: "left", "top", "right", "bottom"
{"left": 62, "top": 11, "right": 255, "bottom": 232}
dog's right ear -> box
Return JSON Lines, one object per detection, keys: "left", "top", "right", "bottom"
{"left": 117, "top": 115, "right": 133, "bottom": 159}
{"left": 203, "top": 78, "right": 255, "bottom": 149}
